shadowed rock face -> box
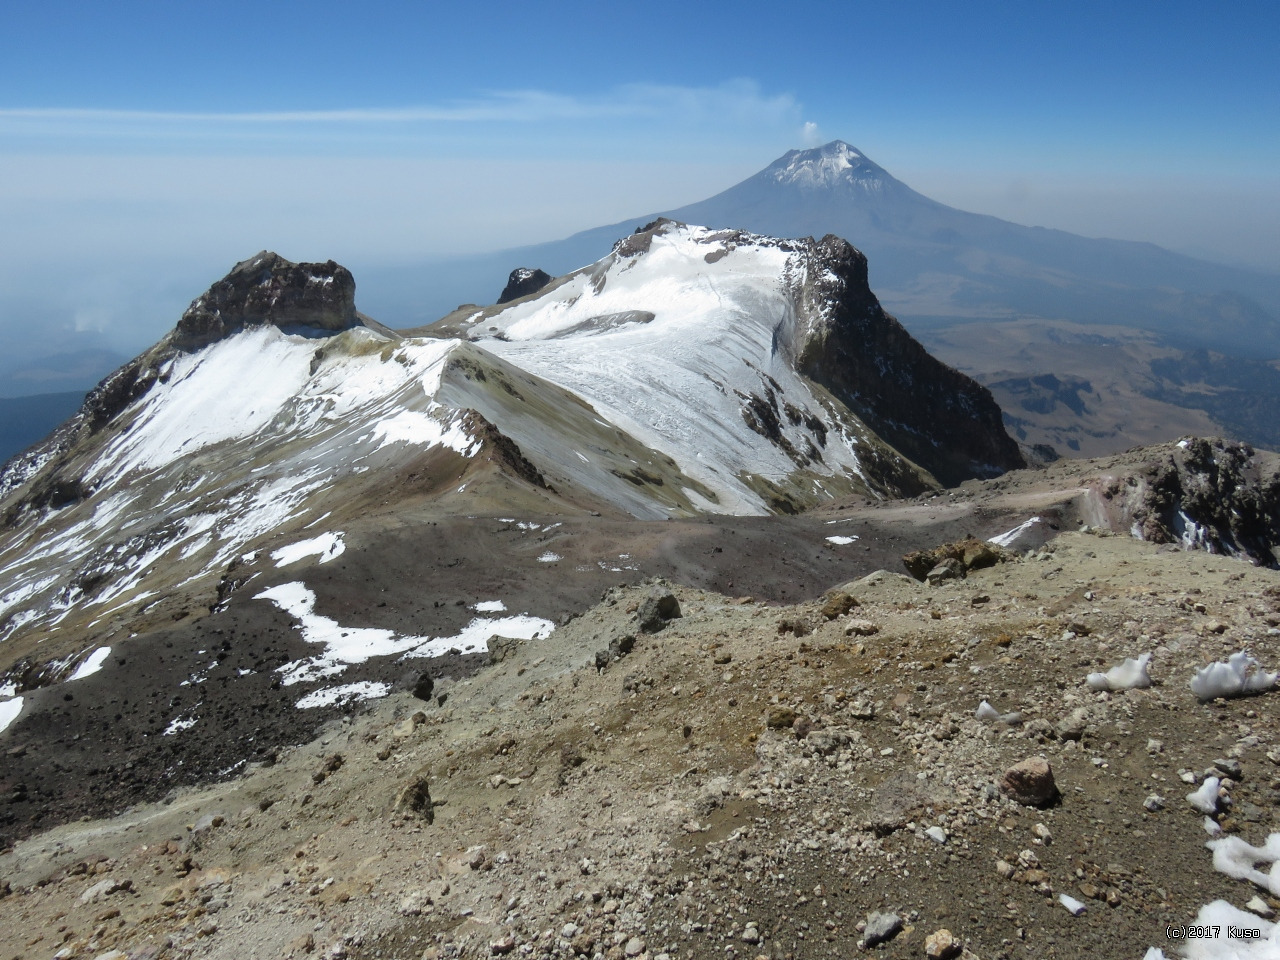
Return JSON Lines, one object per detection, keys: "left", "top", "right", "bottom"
{"left": 498, "top": 268, "right": 553, "bottom": 305}
{"left": 173, "top": 251, "right": 359, "bottom": 350}
{"left": 787, "top": 235, "right": 1025, "bottom": 486}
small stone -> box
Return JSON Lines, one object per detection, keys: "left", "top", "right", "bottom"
{"left": 844, "top": 619, "right": 880, "bottom": 637}
{"left": 767, "top": 707, "right": 797, "bottom": 730}
{"left": 740, "top": 924, "right": 761, "bottom": 944}
{"left": 490, "top": 935, "right": 517, "bottom": 955}
{"left": 1245, "top": 896, "right": 1274, "bottom": 918}
{"left": 1032, "top": 823, "right": 1052, "bottom": 843}
{"left": 1000, "top": 756, "right": 1058, "bottom": 807}
{"left": 393, "top": 777, "right": 434, "bottom": 822}
{"left": 560, "top": 923, "right": 580, "bottom": 939}
{"left": 863, "top": 911, "right": 903, "bottom": 947}
{"left": 1214, "top": 758, "right": 1244, "bottom": 780}
{"left": 995, "top": 859, "right": 1016, "bottom": 880}
{"left": 394, "top": 713, "right": 426, "bottom": 738}
{"left": 1055, "top": 708, "right": 1089, "bottom": 742}
{"left": 820, "top": 591, "right": 859, "bottom": 620}
{"left": 924, "top": 928, "right": 962, "bottom": 960}
{"left": 287, "top": 933, "right": 316, "bottom": 954}
{"left": 925, "top": 825, "right": 947, "bottom": 844}
{"left": 1059, "top": 894, "right": 1087, "bottom": 916}
{"left": 624, "top": 937, "right": 646, "bottom": 957}
{"left": 1147, "top": 739, "right": 1164, "bottom": 754}
{"left": 1143, "top": 795, "right": 1165, "bottom": 812}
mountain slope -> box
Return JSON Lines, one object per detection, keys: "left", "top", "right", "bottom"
{"left": 0, "top": 227, "right": 1020, "bottom": 669}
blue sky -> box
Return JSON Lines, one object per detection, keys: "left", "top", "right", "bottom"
{"left": 1, "top": 0, "right": 1278, "bottom": 384}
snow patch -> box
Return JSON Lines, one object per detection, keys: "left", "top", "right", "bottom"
{"left": 475, "top": 600, "right": 507, "bottom": 613}
{"left": 1086, "top": 654, "right": 1151, "bottom": 692}
{"left": 257, "top": 582, "right": 555, "bottom": 684}
{"left": 163, "top": 714, "right": 198, "bottom": 736}
{"left": 1190, "top": 652, "right": 1277, "bottom": 701}
{"left": 988, "top": 517, "right": 1046, "bottom": 551}
{"left": 537, "top": 551, "right": 562, "bottom": 563}
{"left": 369, "top": 410, "right": 476, "bottom": 455}
{"left": 825, "top": 535, "right": 857, "bottom": 545}
{"left": 0, "top": 696, "right": 22, "bottom": 734}
{"left": 272, "top": 531, "right": 346, "bottom": 567}
{"left": 1207, "top": 833, "right": 1280, "bottom": 897}
{"left": 295, "top": 681, "right": 391, "bottom": 709}
{"left": 68, "top": 646, "right": 112, "bottom": 681}
{"left": 1188, "top": 777, "right": 1222, "bottom": 814}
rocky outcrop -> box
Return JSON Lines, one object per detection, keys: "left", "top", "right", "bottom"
{"left": 498, "top": 268, "right": 553, "bottom": 304}
{"left": 173, "top": 252, "right": 358, "bottom": 350}
{"left": 901, "top": 537, "right": 1007, "bottom": 581}
{"left": 1130, "top": 438, "right": 1280, "bottom": 567}
{"left": 786, "top": 235, "right": 1025, "bottom": 486}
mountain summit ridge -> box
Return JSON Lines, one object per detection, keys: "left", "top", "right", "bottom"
{"left": 766, "top": 140, "right": 895, "bottom": 191}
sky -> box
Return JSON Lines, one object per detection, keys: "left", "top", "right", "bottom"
{"left": 1, "top": 0, "right": 1278, "bottom": 392}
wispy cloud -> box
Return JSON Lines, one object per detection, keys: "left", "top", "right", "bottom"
{"left": 0, "top": 81, "right": 800, "bottom": 138}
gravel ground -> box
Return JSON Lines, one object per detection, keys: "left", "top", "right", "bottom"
{"left": 2, "top": 530, "right": 1278, "bottom": 960}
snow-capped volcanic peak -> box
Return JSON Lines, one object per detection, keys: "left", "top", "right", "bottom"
{"left": 468, "top": 221, "right": 907, "bottom": 512}
{"left": 770, "top": 141, "right": 884, "bottom": 189}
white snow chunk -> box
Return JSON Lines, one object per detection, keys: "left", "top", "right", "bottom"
{"left": 68, "top": 646, "right": 112, "bottom": 681}
{"left": 401, "top": 614, "right": 555, "bottom": 660}
{"left": 988, "top": 516, "right": 1046, "bottom": 550}
{"left": 0, "top": 696, "right": 23, "bottom": 734}
{"left": 1188, "top": 776, "right": 1222, "bottom": 814}
{"left": 1086, "top": 653, "right": 1152, "bottom": 692}
{"left": 295, "top": 681, "right": 391, "bottom": 709}
{"left": 475, "top": 600, "right": 507, "bottom": 613}
{"left": 257, "top": 582, "right": 555, "bottom": 684}
{"left": 975, "top": 700, "right": 1000, "bottom": 721}
{"left": 1206, "top": 833, "right": 1280, "bottom": 896}
{"left": 1058, "top": 893, "right": 1086, "bottom": 916}
{"left": 0, "top": 682, "right": 14, "bottom": 698}
{"left": 369, "top": 410, "right": 476, "bottom": 455}
{"left": 537, "top": 551, "right": 562, "bottom": 563}
{"left": 163, "top": 715, "right": 197, "bottom": 736}
{"left": 271, "top": 531, "right": 346, "bottom": 567}
{"left": 1190, "top": 651, "right": 1277, "bottom": 701}
{"left": 1205, "top": 816, "right": 1224, "bottom": 837}
{"left": 825, "top": 535, "right": 857, "bottom": 545}
{"left": 1180, "top": 900, "right": 1278, "bottom": 959}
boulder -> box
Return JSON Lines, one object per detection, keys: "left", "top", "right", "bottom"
{"left": 637, "top": 588, "right": 681, "bottom": 633}
{"left": 393, "top": 777, "right": 434, "bottom": 822}
{"left": 1000, "top": 756, "right": 1059, "bottom": 807}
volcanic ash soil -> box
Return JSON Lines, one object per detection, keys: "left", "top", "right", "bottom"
{"left": 2, "top": 531, "right": 1280, "bottom": 960}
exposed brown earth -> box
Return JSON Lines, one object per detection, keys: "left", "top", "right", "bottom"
{"left": 2, "top": 523, "right": 1279, "bottom": 960}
